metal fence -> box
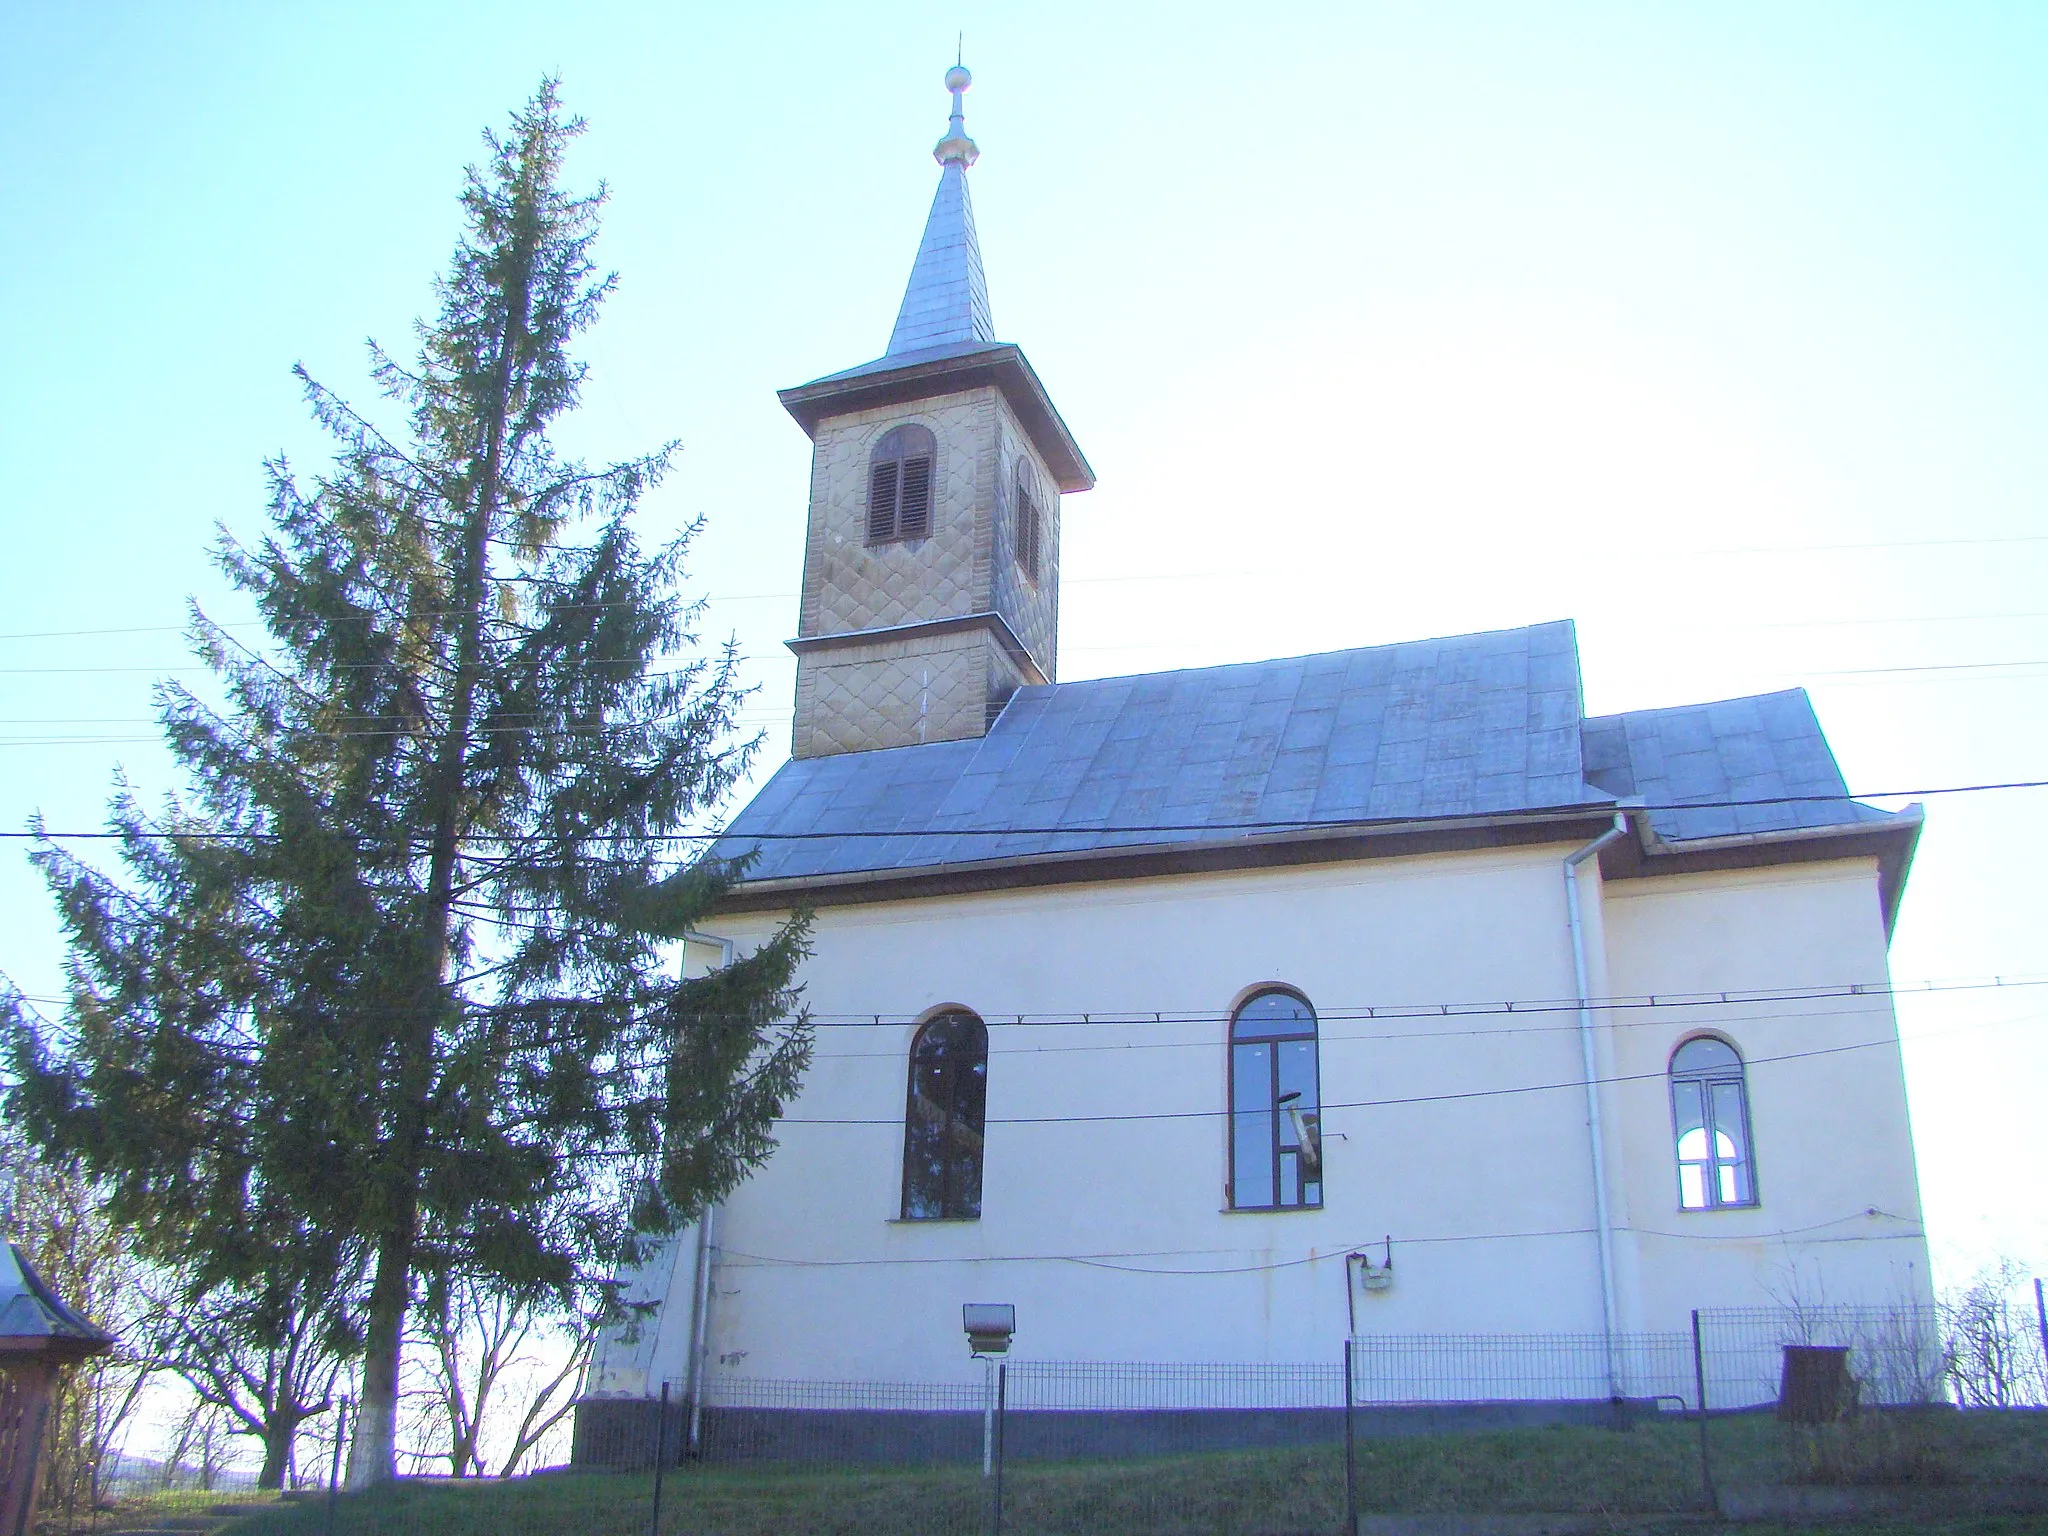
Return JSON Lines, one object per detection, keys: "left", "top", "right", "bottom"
{"left": 58, "top": 1316, "right": 2048, "bottom": 1534}
{"left": 1346, "top": 1329, "right": 1698, "bottom": 1413}
{"left": 1696, "top": 1303, "right": 1947, "bottom": 1411}
{"left": 696, "top": 1374, "right": 987, "bottom": 1465}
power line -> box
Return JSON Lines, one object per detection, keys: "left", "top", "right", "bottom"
{"left": 804, "top": 996, "right": 1987, "bottom": 1059}
{"left": 759, "top": 1009, "right": 2037, "bottom": 1131}
{"left": 4, "top": 530, "right": 2045, "bottom": 650}
{"left": 717, "top": 1207, "right": 1928, "bottom": 1274}
{"left": 1695, "top": 532, "right": 2048, "bottom": 555}
{"left": 801, "top": 998, "right": 1896, "bottom": 1060}
{"left": 786, "top": 972, "right": 2048, "bottom": 1030}
{"left": 14, "top": 650, "right": 2048, "bottom": 683}
{"left": 549, "top": 1003, "right": 2030, "bottom": 1157}
{"left": 0, "top": 975, "right": 1929, "bottom": 1023}
{"left": 8, "top": 975, "right": 2034, "bottom": 1059}
{"left": 3, "top": 774, "right": 2030, "bottom": 847}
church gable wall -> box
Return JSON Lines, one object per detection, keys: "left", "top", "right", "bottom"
{"left": 1599, "top": 859, "right": 1931, "bottom": 1328}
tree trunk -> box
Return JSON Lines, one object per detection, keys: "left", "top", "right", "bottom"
{"left": 256, "top": 1411, "right": 302, "bottom": 1490}
{"left": 345, "top": 1230, "right": 413, "bottom": 1487}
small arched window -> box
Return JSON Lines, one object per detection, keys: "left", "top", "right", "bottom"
{"left": 901, "top": 1010, "right": 987, "bottom": 1220}
{"left": 868, "top": 424, "right": 935, "bottom": 545}
{"left": 1670, "top": 1037, "right": 1756, "bottom": 1210}
{"left": 1229, "top": 989, "right": 1321, "bottom": 1210}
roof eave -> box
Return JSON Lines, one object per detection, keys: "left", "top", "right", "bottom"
{"left": 710, "top": 802, "right": 1629, "bottom": 913}
{"left": 777, "top": 344, "right": 1096, "bottom": 493}
{"left": 1602, "top": 804, "right": 1925, "bottom": 939}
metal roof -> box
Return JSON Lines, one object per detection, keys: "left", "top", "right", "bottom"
{"left": 885, "top": 160, "right": 994, "bottom": 357}
{"left": 0, "top": 1242, "right": 114, "bottom": 1353}
{"left": 718, "top": 621, "right": 1607, "bottom": 883}
{"left": 714, "top": 621, "right": 1907, "bottom": 890}
{"left": 1581, "top": 689, "right": 1893, "bottom": 844}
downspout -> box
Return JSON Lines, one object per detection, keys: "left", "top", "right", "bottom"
{"left": 684, "top": 1205, "right": 716, "bottom": 1455}
{"left": 680, "top": 933, "right": 736, "bottom": 1457}
{"left": 1565, "top": 813, "right": 1629, "bottom": 1399}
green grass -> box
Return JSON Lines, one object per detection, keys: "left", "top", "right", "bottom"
{"left": 50, "top": 1486, "right": 287, "bottom": 1533}
{"left": 185, "top": 1414, "right": 2048, "bottom": 1536}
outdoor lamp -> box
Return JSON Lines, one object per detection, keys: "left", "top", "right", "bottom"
{"left": 963, "top": 1303, "right": 1015, "bottom": 1356}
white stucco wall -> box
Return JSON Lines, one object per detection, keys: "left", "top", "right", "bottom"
{"left": 638, "top": 843, "right": 1929, "bottom": 1392}
{"left": 1599, "top": 859, "right": 1933, "bottom": 1329}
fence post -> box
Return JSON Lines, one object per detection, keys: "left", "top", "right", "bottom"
{"left": 981, "top": 1356, "right": 995, "bottom": 1479}
{"left": 1691, "top": 1310, "right": 1714, "bottom": 1513}
{"left": 647, "top": 1381, "right": 670, "bottom": 1536}
{"left": 323, "top": 1396, "right": 348, "bottom": 1536}
{"left": 1342, "top": 1338, "right": 1357, "bottom": 1536}
{"left": 990, "top": 1361, "right": 1007, "bottom": 1536}
{"left": 2035, "top": 1278, "right": 2047, "bottom": 1395}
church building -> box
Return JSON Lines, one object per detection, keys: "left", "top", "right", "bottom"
{"left": 581, "top": 66, "right": 1932, "bottom": 1422}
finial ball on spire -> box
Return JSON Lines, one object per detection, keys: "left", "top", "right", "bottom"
{"left": 933, "top": 59, "right": 979, "bottom": 167}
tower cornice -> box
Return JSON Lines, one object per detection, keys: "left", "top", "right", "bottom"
{"left": 777, "top": 341, "right": 1094, "bottom": 493}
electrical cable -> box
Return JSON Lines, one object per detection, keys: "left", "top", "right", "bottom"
{"left": 7, "top": 531, "right": 2048, "bottom": 646}
{"left": 714, "top": 1207, "right": 1931, "bottom": 1276}
{"left": 758, "top": 1010, "right": 2041, "bottom": 1130}
{"left": 2, "top": 773, "right": 2039, "bottom": 846}
{"left": 10, "top": 973, "right": 2043, "bottom": 1033}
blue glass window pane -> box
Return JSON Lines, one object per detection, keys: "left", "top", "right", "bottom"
{"left": 1234, "top": 1110, "right": 1275, "bottom": 1207}
{"left": 1232, "top": 991, "right": 1316, "bottom": 1040}
{"left": 1672, "top": 1037, "right": 1743, "bottom": 1077}
{"left": 1277, "top": 1040, "right": 1317, "bottom": 1111}
{"left": 1233, "top": 1044, "right": 1269, "bottom": 1111}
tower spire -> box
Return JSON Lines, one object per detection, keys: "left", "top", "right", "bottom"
{"left": 885, "top": 62, "right": 994, "bottom": 357}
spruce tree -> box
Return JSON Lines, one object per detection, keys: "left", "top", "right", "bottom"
{"left": 2, "top": 83, "right": 811, "bottom": 1485}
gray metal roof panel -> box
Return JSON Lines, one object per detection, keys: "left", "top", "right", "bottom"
{"left": 1580, "top": 688, "right": 1900, "bottom": 844}
{"left": 718, "top": 622, "right": 1907, "bottom": 886}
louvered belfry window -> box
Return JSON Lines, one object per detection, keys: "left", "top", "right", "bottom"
{"left": 867, "top": 424, "right": 936, "bottom": 545}
{"left": 1013, "top": 469, "right": 1042, "bottom": 585}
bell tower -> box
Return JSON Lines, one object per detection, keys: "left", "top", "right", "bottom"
{"left": 778, "top": 64, "right": 1094, "bottom": 759}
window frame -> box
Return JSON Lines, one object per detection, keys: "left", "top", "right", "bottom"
{"left": 1668, "top": 1034, "right": 1759, "bottom": 1212}
{"left": 867, "top": 424, "right": 936, "bottom": 546}
{"left": 1227, "top": 987, "right": 1323, "bottom": 1212}
{"left": 899, "top": 1009, "right": 988, "bottom": 1221}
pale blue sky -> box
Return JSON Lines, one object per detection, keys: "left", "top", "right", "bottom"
{"left": 4, "top": 3, "right": 2046, "bottom": 1286}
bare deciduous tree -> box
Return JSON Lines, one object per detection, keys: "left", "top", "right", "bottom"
{"left": 1943, "top": 1259, "right": 2047, "bottom": 1408}
{"left": 418, "top": 1275, "right": 596, "bottom": 1476}
{"left": 140, "top": 1267, "right": 359, "bottom": 1488}
{"left": 0, "top": 1127, "right": 156, "bottom": 1519}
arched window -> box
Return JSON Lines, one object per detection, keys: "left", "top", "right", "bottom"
{"left": 901, "top": 1010, "right": 987, "bottom": 1219}
{"left": 1229, "top": 989, "right": 1321, "bottom": 1210}
{"left": 1670, "top": 1037, "right": 1756, "bottom": 1210}
{"left": 868, "top": 424, "right": 935, "bottom": 545}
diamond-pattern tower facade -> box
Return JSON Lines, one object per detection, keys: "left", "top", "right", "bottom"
{"left": 776, "top": 65, "right": 1094, "bottom": 759}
